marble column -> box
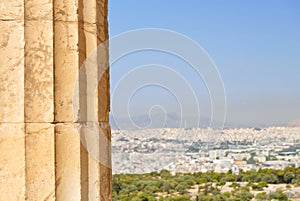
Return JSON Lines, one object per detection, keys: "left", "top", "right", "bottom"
{"left": 0, "top": 0, "right": 111, "bottom": 200}
{"left": 0, "top": 1, "right": 25, "bottom": 200}
{"left": 24, "top": 0, "right": 55, "bottom": 200}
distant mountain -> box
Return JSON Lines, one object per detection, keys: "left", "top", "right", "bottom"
{"left": 288, "top": 119, "right": 300, "bottom": 127}
{"left": 109, "top": 113, "right": 276, "bottom": 130}
{"left": 110, "top": 113, "right": 179, "bottom": 130}
{"left": 110, "top": 113, "right": 226, "bottom": 130}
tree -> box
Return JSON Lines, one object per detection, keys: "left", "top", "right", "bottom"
{"left": 284, "top": 172, "right": 294, "bottom": 184}
{"left": 252, "top": 182, "right": 268, "bottom": 191}
{"left": 216, "top": 181, "right": 226, "bottom": 191}
{"left": 112, "top": 180, "right": 121, "bottom": 194}
{"left": 229, "top": 182, "right": 240, "bottom": 189}
{"left": 256, "top": 192, "right": 268, "bottom": 201}
{"left": 160, "top": 170, "right": 172, "bottom": 178}
{"left": 293, "top": 174, "right": 300, "bottom": 185}
{"left": 261, "top": 174, "right": 279, "bottom": 184}
{"left": 119, "top": 184, "right": 138, "bottom": 195}
{"left": 234, "top": 190, "right": 254, "bottom": 201}
{"left": 269, "top": 190, "right": 288, "bottom": 201}
{"left": 132, "top": 192, "right": 156, "bottom": 201}
{"left": 175, "top": 182, "right": 189, "bottom": 194}
{"left": 169, "top": 195, "right": 190, "bottom": 201}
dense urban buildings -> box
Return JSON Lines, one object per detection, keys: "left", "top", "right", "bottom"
{"left": 112, "top": 127, "right": 300, "bottom": 175}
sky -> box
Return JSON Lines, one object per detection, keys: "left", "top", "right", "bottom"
{"left": 108, "top": 0, "right": 300, "bottom": 128}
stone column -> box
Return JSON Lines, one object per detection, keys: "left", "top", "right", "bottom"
{"left": 54, "top": 0, "right": 111, "bottom": 200}
{"left": 0, "top": 0, "right": 111, "bottom": 200}
{"left": 24, "top": 0, "right": 56, "bottom": 200}
{"left": 0, "top": 1, "right": 25, "bottom": 200}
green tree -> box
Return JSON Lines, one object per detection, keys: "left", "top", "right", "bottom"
{"left": 229, "top": 182, "right": 240, "bottom": 189}
{"left": 256, "top": 192, "right": 268, "bottom": 201}
{"left": 216, "top": 181, "right": 226, "bottom": 191}
{"left": 261, "top": 174, "right": 279, "bottom": 184}
{"left": 293, "top": 174, "right": 300, "bottom": 185}
{"left": 284, "top": 172, "right": 294, "bottom": 184}
{"left": 160, "top": 170, "right": 172, "bottom": 178}
{"left": 234, "top": 190, "right": 254, "bottom": 201}
{"left": 252, "top": 182, "right": 268, "bottom": 191}
{"left": 169, "top": 195, "right": 190, "bottom": 201}
{"left": 269, "top": 189, "right": 288, "bottom": 201}
{"left": 132, "top": 192, "right": 156, "bottom": 201}
{"left": 175, "top": 182, "right": 189, "bottom": 194}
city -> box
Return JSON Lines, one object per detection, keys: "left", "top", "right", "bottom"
{"left": 112, "top": 127, "right": 300, "bottom": 175}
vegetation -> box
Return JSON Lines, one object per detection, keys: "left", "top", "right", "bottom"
{"left": 112, "top": 166, "right": 300, "bottom": 200}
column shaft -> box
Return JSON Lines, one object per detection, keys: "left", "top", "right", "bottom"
{"left": 54, "top": 0, "right": 111, "bottom": 200}
{"left": 0, "top": 1, "right": 25, "bottom": 200}
{"left": 0, "top": 0, "right": 111, "bottom": 200}
{"left": 24, "top": 0, "right": 56, "bottom": 200}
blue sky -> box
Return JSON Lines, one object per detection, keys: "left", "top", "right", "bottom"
{"left": 108, "top": 0, "right": 300, "bottom": 127}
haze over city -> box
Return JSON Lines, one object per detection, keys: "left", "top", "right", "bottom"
{"left": 109, "top": 0, "right": 300, "bottom": 128}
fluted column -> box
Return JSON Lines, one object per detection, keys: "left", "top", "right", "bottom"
{"left": 24, "top": 0, "right": 56, "bottom": 200}
{"left": 0, "top": 0, "right": 111, "bottom": 200}
{"left": 0, "top": 1, "right": 25, "bottom": 200}
{"left": 54, "top": 0, "right": 111, "bottom": 200}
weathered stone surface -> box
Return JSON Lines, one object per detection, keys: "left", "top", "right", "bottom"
{"left": 86, "top": 122, "right": 112, "bottom": 200}
{"left": 54, "top": 0, "right": 78, "bottom": 22}
{"left": 55, "top": 123, "right": 81, "bottom": 201}
{"left": 54, "top": 51, "right": 79, "bottom": 122}
{"left": 55, "top": 21, "right": 109, "bottom": 123}
{"left": 99, "top": 122, "right": 112, "bottom": 201}
{"left": 78, "top": 22, "right": 109, "bottom": 123}
{"left": 54, "top": 0, "right": 103, "bottom": 24}
{"left": 0, "top": 0, "right": 24, "bottom": 20}
{"left": 25, "top": 20, "right": 54, "bottom": 122}
{"left": 55, "top": 21, "right": 78, "bottom": 52}
{"left": 25, "top": 123, "right": 55, "bottom": 201}
{"left": 0, "top": 20, "right": 24, "bottom": 123}
{"left": 79, "top": 122, "right": 111, "bottom": 169}
{"left": 1, "top": 0, "right": 111, "bottom": 200}
{"left": 88, "top": 153, "right": 101, "bottom": 200}
{"left": 97, "top": 65, "right": 110, "bottom": 122}
{"left": 0, "top": 123, "right": 25, "bottom": 201}
{"left": 96, "top": 0, "right": 110, "bottom": 122}
{"left": 55, "top": 122, "right": 112, "bottom": 201}
{"left": 96, "top": 0, "right": 108, "bottom": 29}
{"left": 96, "top": 23, "right": 108, "bottom": 43}
{"left": 24, "top": 0, "right": 53, "bottom": 20}
{"left": 99, "top": 162, "right": 112, "bottom": 201}
{"left": 54, "top": 0, "right": 108, "bottom": 24}
{"left": 78, "top": 22, "right": 99, "bottom": 123}
{"left": 80, "top": 0, "right": 97, "bottom": 24}
{"left": 79, "top": 23, "right": 98, "bottom": 56}
{"left": 54, "top": 21, "right": 79, "bottom": 122}
{"left": 80, "top": 142, "right": 89, "bottom": 201}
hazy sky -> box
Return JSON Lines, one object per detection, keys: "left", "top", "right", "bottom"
{"left": 108, "top": 0, "right": 300, "bottom": 127}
